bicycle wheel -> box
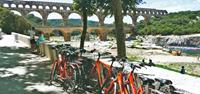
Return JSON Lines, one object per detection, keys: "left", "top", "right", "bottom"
{"left": 62, "top": 64, "right": 77, "bottom": 93}
{"left": 50, "top": 60, "right": 58, "bottom": 83}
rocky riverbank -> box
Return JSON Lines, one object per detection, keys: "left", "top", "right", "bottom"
{"left": 142, "top": 34, "right": 200, "bottom": 47}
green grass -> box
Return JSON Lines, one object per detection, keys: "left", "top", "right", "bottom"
{"left": 156, "top": 63, "right": 200, "bottom": 77}
{"left": 131, "top": 40, "right": 142, "bottom": 48}
{"left": 127, "top": 55, "right": 142, "bottom": 61}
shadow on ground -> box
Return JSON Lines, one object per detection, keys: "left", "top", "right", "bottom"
{"left": 0, "top": 47, "right": 66, "bottom": 94}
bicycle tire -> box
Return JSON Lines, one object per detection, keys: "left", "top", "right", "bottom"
{"left": 62, "top": 65, "right": 77, "bottom": 93}
{"left": 50, "top": 61, "right": 58, "bottom": 83}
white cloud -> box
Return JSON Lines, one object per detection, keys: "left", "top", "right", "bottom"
{"left": 139, "top": 0, "right": 200, "bottom": 12}
{"left": 196, "top": 0, "right": 200, "bottom": 3}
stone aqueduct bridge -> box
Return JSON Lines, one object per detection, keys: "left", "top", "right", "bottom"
{"left": 0, "top": 0, "right": 168, "bottom": 41}
{"left": 36, "top": 27, "right": 132, "bottom": 41}
{"left": 0, "top": 0, "right": 168, "bottom": 26}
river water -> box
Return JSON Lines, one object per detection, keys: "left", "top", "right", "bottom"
{"left": 166, "top": 46, "right": 200, "bottom": 55}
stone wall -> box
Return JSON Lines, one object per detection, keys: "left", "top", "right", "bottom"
{"left": 143, "top": 34, "right": 200, "bottom": 47}
{"left": 12, "top": 32, "right": 31, "bottom": 48}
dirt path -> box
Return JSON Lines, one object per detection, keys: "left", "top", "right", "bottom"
{"left": 0, "top": 47, "right": 67, "bottom": 94}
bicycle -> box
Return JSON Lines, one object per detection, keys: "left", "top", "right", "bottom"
{"left": 50, "top": 44, "right": 96, "bottom": 93}
{"left": 93, "top": 55, "right": 154, "bottom": 94}
{"left": 49, "top": 44, "right": 82, "bottom": 92}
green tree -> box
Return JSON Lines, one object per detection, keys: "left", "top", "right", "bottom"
{"left": 96, "top": 0, "right": 144, "bottom": 58}
{"left": 137, "top": 10, "right": 200, "bottom": 35}
{"left": 72, "top": 0, "right": 96, "bottom": 49}
{"left": 0, "top": 7, "right": 31, "bottom": 34}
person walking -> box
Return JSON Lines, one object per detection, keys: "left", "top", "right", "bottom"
{"left": 28, "top": 27, "right": 36, "bottom": 53}
{"left": 0, "top": 28, "right": 2, "bottom": 40}
{"left": 36, "top": 32, "right": 45, "bottom": 56}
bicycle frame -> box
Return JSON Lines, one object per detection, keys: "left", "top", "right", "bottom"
{"left": 95, "top": 59, "right": 112, "bottom": 87}
{"left": 97, "top": 59, "right": 144, "bottom": 94}
{"left": 50, "top": 54, "right": 67, "bottom": 81}
{"left": 128, "top": 71, "right": 143, "bottom": 94}
{"left": 101, "top": 70, "right": 129, "bottom": 94}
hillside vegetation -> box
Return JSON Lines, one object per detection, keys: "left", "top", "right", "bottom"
{"left": 0, "top": 7, "right": 31, "bottom": 34}
{"left": 137, "top": 11, "right": 200, "bottom": 35}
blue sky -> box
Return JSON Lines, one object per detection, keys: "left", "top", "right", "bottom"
{"left": 13, "top": 0, "right": 200, "bottom": 24}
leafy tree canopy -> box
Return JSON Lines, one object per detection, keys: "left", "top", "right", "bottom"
{"left": 0, "top": 7, "right": 31, "bottom": 34}
{"left": 137, "top": 11, "right": 200, "bottom": 35}
{"left": 72, "top": 0, "right": 97, "bottom": 16}
{"left": 96, "top": 0, "right": 144, "bottom": 16}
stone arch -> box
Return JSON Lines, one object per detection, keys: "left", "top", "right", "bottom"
{"left": 137, "top": 15, "right": 145, "bottom": 22}
{"left": 59, "top": 6, "right": 64, "bottom": 10}
{"left": 144, "top": 11, "right": 147, "bottom": 14}
{"left": 89, "top": 29, "right": 99, "bottom": 40}
{"left": 71, "top": 29, "right": 82, "bottom": 33}
{"left": 143, "top": 15, "right": 151, "bottom": 23}
{"left": 3, "top": 3, "right": 10, "bottom": 8}
{"left": 18, "top": 4, "right": 23, "bottom": 8}
{"left": 11, "top": 10, "right": 22, "bottom": 16}
{"left": 68, "top": 13, "right": 82, "bottom": 27}
{"left": 27, "top": 11, "right": 43, "bottom": 19}
{"left": 52, "top": 6, "right": 57, "bottom": 10}
{"left": 31, "top": 5, "right": 37, "bottom": 9}
{"left": 123, "top": 15, "right": 133, "bottom": 36}
{"left": 136, "top": 10, "right": 139, "bottom": 14}
{"left": 88, "top": 14, "right": 99, "bottom": 27}
{"left": 47, "top": 12, "right": 63, "bottom": 26}
{"left": 25, "top": 5, "right": 30, "bottom": 8}
{"left": 104, "top": 15, "right": 114, "bottom": 24}
{"left": 45, "top": 6, "right": 50, "bottom": 10}
{"left": 66, "top": 7, "right": 70, "bottom": 10}
{"left": 11, "top": 3, "right": 16, "bottom": 8}
{"left": 123, "top": 15, "right": 132, "bottom": 24}
{"left": 96, "top": 28, "right": 108, "bottom": 41}
{"left": 51, "top": 29, "right": 64, "bottom": 36}
{"left": 149, "top": 11, "right": 153, "bottom": 15}
{"left": 156, "top": 11, "right": 159, "bottom": 15}
{"left": 50, "top": 29, "right": 65, "bottom": 41}
{"left": 38, "top": 5, "right": 43, "bottom": 9}
{"left": 70, "top": 29, "right": 81, "bottom": 41}
{"left": 71, "top": 29, "right": 81, "bottom": 36}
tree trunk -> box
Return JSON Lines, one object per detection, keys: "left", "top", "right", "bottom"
{"left": 111, "top": 0, "right": 126, "bottom": 58}
{"left": 80, "top": 8, "right": 87, "bottom": 49}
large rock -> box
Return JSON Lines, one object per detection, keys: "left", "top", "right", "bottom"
{"left": 143, "top": 34, "right": 200, "bottom": 47}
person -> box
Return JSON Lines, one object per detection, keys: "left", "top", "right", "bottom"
{"left": 180, "top": 66, "right": 185, "bottom": 74}
{"left": 197, "top": 56, "right": 200, "bottom": 62}
{"left": 0, "top": 28, "right": 2, "bottom": 40}
{"left": 149, "top": 59, "right": 155, "bottom": 66}
{"left": 142, "top": 59, "right": 145, "bottom": 63}
{"left": 28, "top": 27, "right": 36, "bottom": 52}
{"left": 36, "top": 32, "right": 45, "bottom": 56}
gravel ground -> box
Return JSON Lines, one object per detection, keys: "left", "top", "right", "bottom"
{"left": 1, "top": 35, "right": 200, "bottom": 94}
{"left": 0, "top": 47, "right": 68, "bottom": 94}
{"left": 0, "top": 35, "right": 29, "bottom": 47}
{"left": 0, "top": 35, "right": 67, "bottom": 94}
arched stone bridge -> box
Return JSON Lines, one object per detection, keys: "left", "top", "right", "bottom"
{"left": 0, "top": 0, "right": 168, "bottom": 26}
{"left": 36, "top": 27, "right": 132, "bottom": 41}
